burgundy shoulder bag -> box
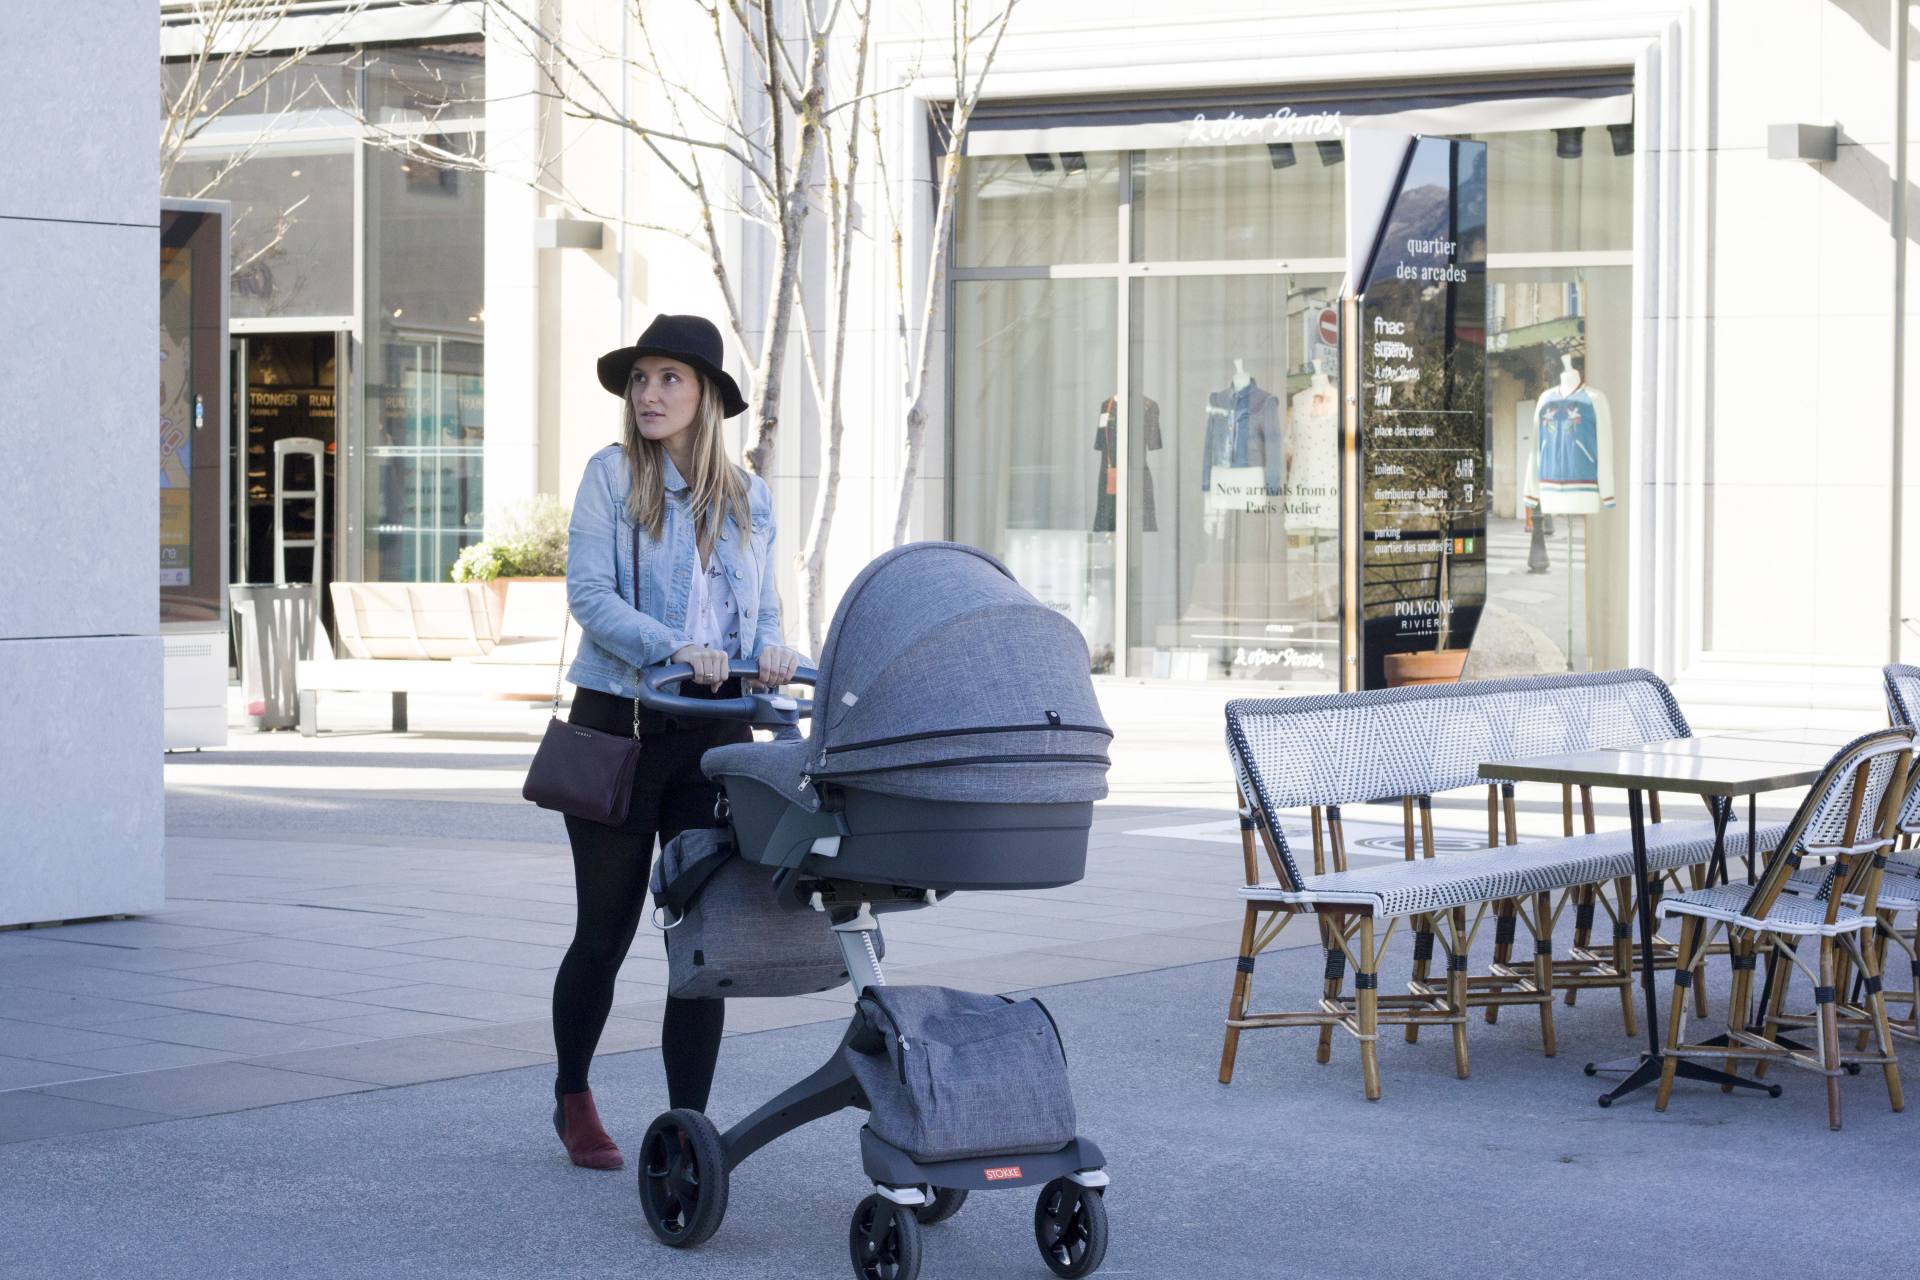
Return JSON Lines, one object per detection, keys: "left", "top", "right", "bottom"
{"left": 521, "top": 524, "right": 645, "bottom": 825}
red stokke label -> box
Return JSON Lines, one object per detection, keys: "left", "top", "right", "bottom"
{"left": 982, "top": 1165, "right": 1023, "bottom": 1182}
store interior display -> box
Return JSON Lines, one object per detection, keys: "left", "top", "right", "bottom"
{"left": 1093, "top": 394, "right": 1160, "bottom": 533}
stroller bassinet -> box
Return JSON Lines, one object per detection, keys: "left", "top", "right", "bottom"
{"left": 630, "top": 542, "right": 1114, "bottom": 1280}
{"left": 702, "top": 541, "right": 1112, "bottom": 907}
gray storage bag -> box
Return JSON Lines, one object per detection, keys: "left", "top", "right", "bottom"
{"left": 650, "top": 827, "right": 855, "bottom": 999}
{"left": 844, "top": 985, "right": 1077, "bottom": 1164}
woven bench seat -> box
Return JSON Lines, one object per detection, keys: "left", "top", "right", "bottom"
{"left": 1243, "top": 817, "right": 1786, "bottom": 919}
{"left": 1659, "top": 882, "right": 1876, "bottom": 938}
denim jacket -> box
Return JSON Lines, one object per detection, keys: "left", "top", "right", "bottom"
{"left": 565, "top": 444, "right": 787, "bottom": 699}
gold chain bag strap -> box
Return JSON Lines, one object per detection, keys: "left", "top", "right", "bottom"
{"left": 521, "top": 523, "right": 645, "bottom": 824}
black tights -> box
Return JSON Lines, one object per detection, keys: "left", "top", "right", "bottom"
{"left": 552, "top": 687, "right": 747, "bottom": 1110}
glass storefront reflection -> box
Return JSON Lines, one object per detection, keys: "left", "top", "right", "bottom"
{"left": 362, "top": 142, "right": 485, "bottom": 583}
{"left": 1128, "top": 273, "right": 1343, "bottom": 684}
{"left": 948, "top": 116, "right": 1633, "bottom": 683}
{"left": 951, "top": 279, "right": 1120, "bottom": 671}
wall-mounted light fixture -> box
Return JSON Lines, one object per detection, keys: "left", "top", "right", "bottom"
{"left": 1024, "top": 152, "right": 1056, "bottom": 174}
{"left": 1268, "top": 142, "right": 1297, "bottom": 169}
{"left": 1555, "top": 127, "right": 1584, "bottom": 159}
{"left": 534, "top": 217, "right": 606, "bottom": 250}
{"left": 1607, "top": 123, "right": 1634, "bottom": 157}
{"left": 1316, "top": 139, "right": 1344, "bottom": 166}
{"left": 1767, "top": 123, "right": 1837, "bottom": 163}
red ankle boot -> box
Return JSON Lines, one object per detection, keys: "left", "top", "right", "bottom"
{"left": 553, "top": 1087, "right": 623, "bottom": 1170}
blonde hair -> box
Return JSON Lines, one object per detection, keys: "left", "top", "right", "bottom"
{"left": 622, "top": 369, "right": 748, "bottom": 559}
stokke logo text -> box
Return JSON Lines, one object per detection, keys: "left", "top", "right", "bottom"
{"left": 983, "top": 1166, "right": 1024, "bottom": 1182}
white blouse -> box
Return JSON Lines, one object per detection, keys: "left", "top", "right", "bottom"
{"left": 687, "top": 542, "right": 741, "bottom": 657}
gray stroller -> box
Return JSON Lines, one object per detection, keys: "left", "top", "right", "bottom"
{"left": 630, "top": 542, "right": 1113, "bottom": 1280}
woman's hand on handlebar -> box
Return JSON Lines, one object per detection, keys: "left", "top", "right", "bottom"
{"left": 670, "top": 643, "right": 730, "bottom": 689}
{"left": 753, "top": 644, "right": 803, "bottom": 691}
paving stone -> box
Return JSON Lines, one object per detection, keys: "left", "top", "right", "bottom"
{"left": 0, "top": 1019, "right": 145, "bottom": 1061}
{"left": 171, "top": 938, "right": 426, "bottom": 973}
{"left": 354, "top": 957, "right": 559, "bottom": 996}
{"left": 0, "top": 944, "right": 238, "bottom": 974}
{"left": 0, "top": 1090, "right": 165, "bottom": 1144}
{"left": 307, "top": 1010, "right": 495, "bottom": 1039}
{"left": 373, "top": 935, "right": 565, "bottom": 969}
{"left": 252, "top": 1035, "right": 553, "bottom": 1086}
{"left": 124, "top": 987, "right": 397, "bottom": 1025}
{"left": 0, "top": 1054, "right": 98, "bottom": 1091}
{"left": 20, "top": 920, "right": 260, "bottom": 950}
{"left": 98, "top": 1012, "right": 370, "bottom": 1056}
{"left": 36, "top": 1061, "right": 376, "bottom": 1118}
{"left": 158, "top": 962, "right": 417, "bottom": 998}
{"left": 342, "top": 984, "right": 556, "bottom": 1022}
{"left": 0, "top": 960, "right": 216, "bottom": 1001}
{"left": 436, "top": 1016, "right": 660, "bottom": 1056}
{"left": 34, "top": 1042, "right": 237, "bottom": 1074}
{"left": 0, "top": 987, "right": 182, "bottom": 1029}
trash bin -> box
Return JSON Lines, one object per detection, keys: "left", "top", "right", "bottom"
{"left": 230, "top": 584, "right": 318, "bottom": 731}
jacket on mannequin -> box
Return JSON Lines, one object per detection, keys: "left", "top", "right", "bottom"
{"left": 1202, "top": 379, "right": 1284, "bottom": 497}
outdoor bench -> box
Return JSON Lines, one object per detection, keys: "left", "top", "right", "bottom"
{"left": 296, "top": 581, "right": 573, "bottom": 734}
{"left": 1218, "top": 668, "right": 1785, "bottom": 1101}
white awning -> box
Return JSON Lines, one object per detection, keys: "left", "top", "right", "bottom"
{"left": 961, "top": 77, "right": 1632, "bottom": 158}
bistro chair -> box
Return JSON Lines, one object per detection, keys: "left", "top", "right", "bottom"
{"left": 1652, "top": 727, "right": 1913, "bottom": 1129}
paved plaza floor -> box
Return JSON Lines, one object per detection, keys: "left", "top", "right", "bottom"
{"left": 4, "top": 686, "right": 1909, "bottom": 1275}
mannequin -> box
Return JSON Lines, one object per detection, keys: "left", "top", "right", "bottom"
{"left": 1092, "top": 394, "right": 1161, "bottom": 533}
{"left": 1524, "top": 354, "right": 1615, "bottom": 514}
{"left": 1230, "top": 357, "right": 1253, "bottom": 392}
{"left": 1286, "top": 359, "right": 1340, "bottom": 532}
{"left": 1524, "top": 353, "right": 1615, "bottom": 574}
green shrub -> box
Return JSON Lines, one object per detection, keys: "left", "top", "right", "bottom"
{"left": 451, "top": 494, "right": 570, "bottom": 581}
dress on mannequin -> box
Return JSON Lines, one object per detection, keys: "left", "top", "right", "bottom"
{"left": 1286, "top": 367, "right": 1339, "bottom": 531}
{"left": 1093, "top": 395, "right": 1161, "bottom": 533}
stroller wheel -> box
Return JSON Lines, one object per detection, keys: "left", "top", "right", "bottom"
{"left": 637, "top": 1109, "right": 729, "bottom": 1249}
{"left": 1034, "top": 1177, "right": 1108, "bottom": 1278}
{"left": 914, "top": 1187, "right": 968, "bottom": 1225}
{"left": 848, "top": 1193, "right": 922, "bottom": 1280}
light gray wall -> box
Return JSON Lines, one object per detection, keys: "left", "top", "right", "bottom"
{"left": 0, "top": 1, "right": 164, "bottom": 925}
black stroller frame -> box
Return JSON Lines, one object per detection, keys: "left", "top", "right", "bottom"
{"left": 629, "top": 657, "right": 1112, "bottom": 1280}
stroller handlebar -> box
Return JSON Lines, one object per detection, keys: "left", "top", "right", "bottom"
{"left": 638, "top": 658, "right": 817, "bottom": 728}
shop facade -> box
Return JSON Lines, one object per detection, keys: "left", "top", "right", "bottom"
{"left": 158, "top": 1, "right": 1920, "bottom": 723}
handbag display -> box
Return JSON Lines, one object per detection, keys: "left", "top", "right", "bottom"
{"left": 521, "top": 526, "right": 646, "bottom": 825}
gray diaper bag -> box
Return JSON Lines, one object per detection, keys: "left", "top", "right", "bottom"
{"left": 845, "top": 985, "right": 1077, "bottom": 1164}
{"left": 650, "top": 827, "right": 861, "bottom": 999}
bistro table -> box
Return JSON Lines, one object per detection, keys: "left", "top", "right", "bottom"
{"left": 1478, "top": 731, "right": 1849, "bottom": 1108}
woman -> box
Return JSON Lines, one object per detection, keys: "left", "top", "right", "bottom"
{"left": 551, "top": 314, "right": 803, "bottom": 1170}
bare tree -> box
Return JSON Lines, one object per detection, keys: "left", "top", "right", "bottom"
{"left": 355, "top": 1, "right": 1013, "bottom": 651}
{"left": 161, "top": 2, "right": 371, "bottom": 282}
{"left": 877, "top": 1, "right": 1017, "bottom": 549}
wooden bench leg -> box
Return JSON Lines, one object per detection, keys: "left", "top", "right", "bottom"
{"left": 1612, "top": 876, "right": 1639, "bottom": 1038}
{"left": 1449, "top": 906, "right": 1471, "bottom": 1078}
{"left": 1485, "top": 900, "right": 1516, "bottom": 1023}
{"left": 298, "top": 690, "right": 318, "bottom": 737}
{"left": 1317, "top": 919, "right": 1345, "bottom": 1065}
{"left": 1357, "top": 915, "right": 1381, "bottom": 1101}
{"left": 1533, "top": 891, "right": 1557, "bottom": 1058}
{"left": 391, "top": 691, "right": 409, "bottom": 733}
{"left": 1656, "top": 915, "right": 1701, "bottom": 1112}
{"left": 1405, "top": 914, "right": 1433, "bottom": 1044}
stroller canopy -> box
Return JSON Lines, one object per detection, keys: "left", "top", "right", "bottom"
{"left": 705, "top": 542, "right": 1112, "bottom": 809}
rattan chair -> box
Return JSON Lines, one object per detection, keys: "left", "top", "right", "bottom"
{"left": 1654, "top": 728, "right": 1914, "bottom": 1129}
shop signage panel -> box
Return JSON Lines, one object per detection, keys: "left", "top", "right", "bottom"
{"left": 1355, "top": 136, "right": 1489, "bottom": 690}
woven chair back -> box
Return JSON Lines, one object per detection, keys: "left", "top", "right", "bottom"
{"left": 1740, "top": 728, "right": 1913, "bottom": 920}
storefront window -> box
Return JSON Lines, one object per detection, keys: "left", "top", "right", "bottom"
{"left": 952, "top": 279, "right": 1120, "bottom": 669}
{"left": 362, "top": 140, "right": 485, "bottom": 583}
{"left": 1131, "top": 144, "right": 1344, "bottom": 261}
{"left": 1128, "top": 272, "right": 1343, "bottom": 683}
{"left": 955, "top": 153, "right": 1120, "bottom": 267}
{"left": 949, "top": 104, "right": 1634, "bottom": 683}
{"left": 166, "top": 144, "right": 355, "bottom": 318}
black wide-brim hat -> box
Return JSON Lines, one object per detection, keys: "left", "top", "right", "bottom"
{"left": 596, "top": 313, "right": 748, "bottom": 418}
